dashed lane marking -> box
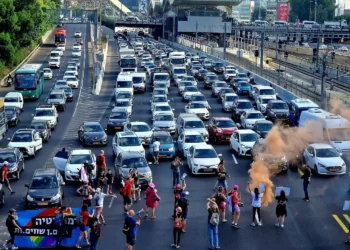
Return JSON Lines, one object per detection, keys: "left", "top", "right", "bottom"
{"left": 332, "top": 214, "right": 349, "bottom": 233}
{"left": 231, "top": 154, "right": 238, "bottom": 164}
{"left": 298, "top": 168, "right": 303, "bottom": 176}
{"left": 108, "top": 197, "right": 115, "bottom": 208}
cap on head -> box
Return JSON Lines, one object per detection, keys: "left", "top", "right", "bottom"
{"left": 100, "top": 150, "right": 104, "bottom": 154}
{"left": 8, "top": 208, "right": 16, "bottom": 213}
{"left": 234, "top": 184, "right": 239, "bottom": 190}
{"left": 149, "top": 183, "right": 155, "bottom": 188}
{"left": 175, "top": 184, "right": 181, "bottom": 189}
{"left": 3, "top": 161, "right": 8, "bottom": 165}
{"left": 176, "top": 207, "right": 182, "bottom": 213}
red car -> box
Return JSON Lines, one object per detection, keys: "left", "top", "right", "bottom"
{"left": 208, "top": 117, "right": 237, "bottom": 143}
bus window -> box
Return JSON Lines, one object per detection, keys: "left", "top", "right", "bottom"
{"left": 15, "top": 73, "right": 36, "bottom": 89}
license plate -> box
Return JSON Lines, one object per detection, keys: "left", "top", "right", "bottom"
{"left": 115, "top": 126, "right": 121, "bottom": 129}
{"left": 162, "top": 129, "right": 167, "bottom": 131}
{"left": 93, "top": 142, "right": 100, "bottom": 145}
{"left": 330, "top": 168, "right": 339, "bottom": 172}
{"left": 159, "top": 154, "right": 166, "bottom": 157}
{"left": 204, "top": 168, "right": 213, "bottom": 172}
{"left": 38, "top": 202, "right": 48, "bottom": 206}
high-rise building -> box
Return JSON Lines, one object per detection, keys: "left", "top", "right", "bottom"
{"left": 232, "top": 0, "right": 252, "bottom": 22}
{"left": 120, "top": 0, "right": 138, "bottom": 12}
{"left": 254, "top": 0, "right": 268, "bottom": 10}
{"left": 266, "top": 1, "right": 277, "bottom": 21}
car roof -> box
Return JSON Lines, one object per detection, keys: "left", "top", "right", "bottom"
{"left": 255, "top": 120, "right": 273, "bottom": 124}
{"left": 34, "top": 168, "right": 58, "bottom": 176}
{"left": 213, "top": 117, "right": 233, "bottom": 121}
{"left": 71, "top": 149, "right": 92, "bottom": 155}
{"left": 236, "top": 99, "right": 250, "bottom": 102}
{"left": 0, "top": 148, "right": 17, "bottom": 154}
{"left": 309, "top": 143, "right": 334, "bottom": 149}
{"left": 117, "top": 131, "right": 137, "bottom": 137}
{"left": 225, "top": 93, "right": 238, "bottom": 97}
{"left": 269, "top": 100, "right": 286, "bottom": 104}
{"left": 236, "top": 129, "right": 256, "bottom": 134}
{"left": 193, "top": 144, "right": 214, "bottom": 150}
{"left": 119, "top": 151, "right": 144, "bottom": 159}
{"left": 152, "top": 131, "right": 171, "bottom": 136}
{"left": 83, "top": 122, "right": 101, "bottom": 126}
{"left": 15, "top": 129, "right": 34, "bottom": 134}
{"left": 255, "top": 85, "right": 273, "bottom": 90}
{"left": 182, "top": 131, "right": 202, "bottom": 136}
{"left": 130, "top": 121, "right": 148, "bottom": 125}
{"left": 5, "top": 92, "right": 22, "bottom": 98}
{"left": 246, "top": 110, "right": 262, "bottom": 114}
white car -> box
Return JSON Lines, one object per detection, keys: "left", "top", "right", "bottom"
{"left": 115, "top": 99, "right": 132, "bottom": 116}
{"left": 140, "top": 58, "right": 152, "bottom": 67}
{"left": 115, "top": 81, "right": 134, "bottom": 95}
{"left": 112, "top": 131, "right": 145, "bottom": 158}
{"left": 74, "top": 31, "right": 82, "bottom": 38}
{"left": 303, "top": 143, "right": 346, "bottom": 175}
{"left": 66, "top": 77, "right": 79, "bottom": 88}
{"left": 211, "top": 81, "right": 228, "bottom": 96}
{"left": 123, "top": 122, "right": 153, "bottom": 145}
{"left": 4, "top": 92, "right": 24, "bottom": 111}
{"left": 72, "top": 49, "right": 81, "bottom": 57}
{"left": 222, "top": 93, "right": 239, "bottom": 112}
{"left": 177, "top": 131, "right": 207, "bottom": 158}
{"left": 150, "top": 95, "right": 169, "bottom": 110}
{"left": 230, "top": 129, "right": 259, "bottom": 157}
{"left": 152, "top": 103, "right": 174, "bottom": 117}
{"left": 66, "top": 65, "right": 78, "bottom": 77}
{"left": 8, "top": 129, "right": 43, "bottom": 157}
{"left": 178, "top": 81, "right": 194, "bottom": 95}
{"left": 153, "top": 83, "right": 168, "bottom": 95}
{"left": 182, "top": 86, "right": 201, "bottom": 101}
{"left": 338, "top": 46, "right": 348, "bottom": 52}
{"left": 256, "top": 96, "right": 275, "bottom": 114}
{"left": 186, "top": 144, "right": 222, "bottom": 175}
{"left": 49, "top": 58, "right": 60, "bottom": 68}
{"left": 63, "top": 71, "right": 76, "bottom": 80}
{"left": 57, "top": 44, "right": 66, "bottom": 52}
{"left": 185, "top": 103, "right": 210, "bottom": 120}
{"left": 240, "top": 110, "right": 266, "bottom": 129}
{"left": 189, "top": 94, "right": 210, "bottom": 109}
{"left": 182, "top": 76, "right": 197, "bottom": 86}
{"left": 33, "top": 104, "right": 58, "bottom": 129}
{"left": 73, "top": 43, "right": 82, "bottom": 51}
{"left": 53, "top": 49, "right": 63, "bottom": 56}
{"left": 65, "top": 149, "right": 96, "bottom": 181}
{"left": 43, "top": 68, "right": 53, "bottom": 79}
{"left": 224, "top": 69, "right": 237, "bottom": 81}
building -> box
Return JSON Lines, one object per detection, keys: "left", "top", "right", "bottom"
{"left": 254, "top": 0, "right": 268, "bottom": 10}
{"left": 266, "top": 1, "right": 277, "bottom": 21}
{"left": 150, "top": 0, "right": 162, "bottom": 8}
{"left": 232, "top": 0, "right": 252, "bottom": 22}
{"left": 344, "top": 9, "right": 350, "bottom": 16}
{"left": 120, "top": 0, "right": 138, "bottom": 12}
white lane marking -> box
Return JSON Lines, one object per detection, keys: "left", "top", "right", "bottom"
{"left": 73, "top": 25, "right": 87, "bottom": 118}
{"left": 108, "top": 197, "right": 115, "bottom": 208}
{"left": 231, "top": 154, "right": 238, "bottom": 164}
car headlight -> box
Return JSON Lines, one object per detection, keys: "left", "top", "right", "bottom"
{"left": 27, "top": 195, "right": 34, "bottom": 201}
{"left": 8, "top": 167, "right": 17, "bottom": 173}
{"left": 102, "top": 135, "right": 107, "bottom": 140}
{"left": 51, "top": 194, "right": 60, "bottom": 200}
{"left": 318, "top": 163, "right": 326, "bottom": 168}
{"left": 241, "top": 145, "right": 246, "bottom": 148}
{"left": 168, "top": 147, "right": 174, "bottom": 151}
{"left": 66, "top": 170, "right": 71, "bottom": 174}
{"left": 217, "top": 128, "right": 222, "bottom": 133}
{"left": 10, "top": 117, "right": 16, "bottom": 121}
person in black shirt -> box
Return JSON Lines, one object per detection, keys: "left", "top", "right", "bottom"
{"left": 98, "top": 170, "right": 106, "bottom": 191}
{"left": 301, "top": 165, "right": 311, "bottom": 201}
{"left": 106, "top": 169, "right": 114, "bottom": 195}
{"left": 130, "top": 169, "right": 141, "bottom": 202}
{"left": 275, "top": 190, "right": 288, "bottom": 228}
{"left": 5, "top": 209, "right": 21, "bottom": 250}
{"left": 177, "top": 191, "right": 189, "bottom": 233}
{"left": 173, "top": 180, "right": 187, "bottom": 218}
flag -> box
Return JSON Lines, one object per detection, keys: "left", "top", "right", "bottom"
{"left": 80, "top": 165, "right": 88, "bottom": 183}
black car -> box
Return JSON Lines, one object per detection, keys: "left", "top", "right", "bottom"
{"left": 213, "top": 62, "right": 225, "bottom": 74}
{"left": 0, "top": 148, "right": 24, "bottom": 180}
{"left": 204, "top": 74, "right": 219, "bottom": 88}
{"left": 29, "top": 120, "right": 51, "bottom": 142}
{"left": 5, "top": 106, "right": 20, "bottom": 126}
{"left": 78, "top": 122, "right": 108, "bottom": 146}
{"left": 58, "top": 86, "right": 73, "bottom": 101}
{"left": 196, "top": 69, "right": 208, "bottom": 81}
{"left": 25, "top": 168, "right": 65, "bottom": 209}
{"left": 265, "top": 100, "right": 289, "bottom": 124}
{"left": 106, "top": 109, "right": 129, "bottom": 134}
{"left": 252, "top": 120, "right": 273, "bottom": 138}
{"left": 232, "top": 99, "right": 255, "bottom": 120}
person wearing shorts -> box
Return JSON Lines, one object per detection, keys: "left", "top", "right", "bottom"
{"left": 1, "top": 161, "right": 15, "bottom": 194}
{"left": 217, "top": 168, "right": 230, "bottom": 195}
{"left": 152, "top": 138, "right": 160, "bottom": 164}
{"left": 125, "top": 210, "right": 141, "bottom": 250}
{"left": 122, "top": 176, "right": 133, "bottom": 214}
{"left": 230, "top": 185, "right": 241, "bottom": 228}
{"left": 76, "top": 204, "right": 92, "bottom": 248}
{"left": 94, "top": 187, "right": 117, "bottom": 225}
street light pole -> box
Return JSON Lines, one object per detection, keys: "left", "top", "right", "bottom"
{"left": 314, "top": 0, "right": 317, "bottom": 22}
{"left": 309, "top": 0, "right": 312, "bottom": 20}
{"left": 223, "top": 23, "right": 227, "bottom": 60}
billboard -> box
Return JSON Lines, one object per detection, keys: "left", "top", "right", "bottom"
{"left": 178, "top": 16, "right": 232, "bottom": 34}
{"left": 138, "top": 0, "right": 148, "bottom": 15}
{"left": 278, "top": 3, "right": 289, "bottom": 22}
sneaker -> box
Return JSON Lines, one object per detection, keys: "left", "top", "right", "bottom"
{"left": 233, "top": 224, "right": 240, "bottom": 229}
{"left": 171, "top": 244, "right": 176, "bottom": 247}
{"left": 231, "top": 222, "right": 235, "bottom": 226}
{"left": 280, "top": 224, "right": 284, "bottom": 228}
{"left": 176, "top": 246, "right": 180, "bottom": 249}
{"left": 251, "top": 222, "right": 256, "bottom": 227}
{"left": 11, "top": 191, "right": 15, "bottom": 195}
{"left": 346, "top": 240, "right": 350, "bottom": 245}
{"left": 2, "top": 244, "right": 8, "bottom": 250}
{"left": 275, "top": 223, "right": 280, "bottom": 227}
{"left": 305, "top": 199, "right": 310, "bottom": 202}
{"left": 215, "top": 247, "right": 221, "bottom": 249}
{"left": 12, "top": 247, "right": 18, "bottom": 250}
{"left": 258, "top": 222, "right": 263, "bottom": 226}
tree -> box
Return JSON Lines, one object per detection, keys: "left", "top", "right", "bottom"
{"left": 252, "top": 7, "right": 266, "bottom": 21}
{"left": 289, "top": 0, "right": 336, "bottom": 22}
{"left": 0, "top": 32, "right": 15, "bottom": 65}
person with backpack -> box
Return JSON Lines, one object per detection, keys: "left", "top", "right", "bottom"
{"left": 172, "top": 180, "right": 186, "bottom": 219}
{"left": 171, "top": 156, "right": 182, "bottom": 188}
{"left": 5, "top": 209, "right": 21, "bottom": 250}
{"left": 76, "top": 204, "right": 92, "bottom": 248}
{"left": 248, "top": 182, "right": 264, "bottom": 227}
{"left": 124, "top": 210, "right": 141, "bottom": 250}
{"left": 171, "top": 206, "right": 183, "bottom": 249}
{"left": 89, "top": 217, "right": 101, "bottom": 250}
{"left": 177, "top": 191, "right": 189, "bottom": 233}
{"left": 212, "top": 186, "right": 227, "bottom": 223}
{"left": 96, "top": 150, "right": 106, "bottom": 178}
{"left": 77, "top": 181, "right": 95, "bottom": 207}
{"left": 206, "top": 198, "right": 220, "bottom": 250}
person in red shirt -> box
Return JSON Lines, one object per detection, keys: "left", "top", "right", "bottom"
{"left": 76, "top": 204, "right": 92, "bottom": 248}
{"left": 229, "top": 185, "right": 240, "bottom": 228}
{"left": 1, "top": 161, "right": 14, "bottom": 194}
{"left": 96, "top": 150, "right": 106, "bottom": 178}
{"left": 121, "top": 175, "right": 133, "bottom": 214}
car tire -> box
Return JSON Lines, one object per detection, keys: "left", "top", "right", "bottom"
{"left": 57, "top": 200, "right": 62, "bottom": 207}
{"left": 0, "top": 191, "right": 4, "bottom": 207}
{"left": 31, "top": 148, "right": 36, "bottom": 158}
{"left": 112, "top": 150, "right": 116, "bottom": 159}
{"left": 313, "top": 165, "right": 319, "bottom": 175}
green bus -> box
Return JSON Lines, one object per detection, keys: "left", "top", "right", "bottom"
{"left": 14, "top": 64, "right": 44, "bottom": 99}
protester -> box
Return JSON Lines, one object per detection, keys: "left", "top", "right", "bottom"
{"left": 171, "top": 156, "right": 182, "bottom": 188}
{"left": 228, "top": 185, "right": 241, "bottom": 228}
{"left": 82, "top": 161, "right": 95, "bottom": 187}
{"left": 206, "top": 198, "right": 220, "bottom": 250}
{"left": 212, "top": 186, "right": 227, "bottom": 223}
{"left": 120, "top": 176, "right": 133, "bottom": 214}
{"left": 152, "top": 138, "right": 160, "bottom": 164}
{"left": 106, "top": 169, "right": 114, "bottom": 195}
{"left": 96, "top": 150, "right": 106, "bottom": 178}
{"left": 213, "top": 160, "right": 225, "bottom": 190}
{"left": 301, "top": 165, "right": 311, "bottom": 202}
{"left": 216, "top": 167, "right": 230, "bottom": 195}
{"left": 55, "top": 206, "right": 68, "bottom": 247}
{"left": 144, "top": 183, "right": 160, "bottom": 219}
{"left": 56, "top": 147, "right": 68, "bottom": 159}
{"left": 124, "top": 210, "right": 141, "bottom": 250}
{"left": 97, "top": 170, "right": 106, "bottom": 190}
{"left": 173, "top": 180, "right": 187, "bottom": 218}
{"left": 89, "top": 217, "right": 101, "bottom": 250}
{"left": 129, "top": 169, "right": 141, "bottom": 202}
{"left": 77, "top": 181, "right": 95, "bottom": 207}
{"left": 171, "top": 207, "right": 183, "bottom": 249}
{"left": 93, "top": 187, "right": 117, "bottom": 225}
{"left": 4, "top": 209, "right": 21, "bottom": 250}
{"left": 275, "top": 190, "right": 288, "bottom": 228}
{"left": 76, "top": 204, "right": 92, "bottom": 248}
{"left": 177, "top": 191, "right": 189, "bottom": 233}
{"left": 248, "top": 183, "right": 264, "bottom": 226}
{"left": 1, "top": 161, "right": 15, "bottom": 194}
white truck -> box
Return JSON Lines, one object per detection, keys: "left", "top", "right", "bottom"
{"left": 131, "top": 72, "right": 146, "bottom": 93}
{"left": 324, "top": 20, "right": 348, "bottom": 29}
{"left": 119, "top": 48, "right": 135, "bottom": 59}
{"left": 120, "top": 55, "right": 137, "bottom": 73}
{"left": 169, "top": 51, "right": 186, "bottom": 73}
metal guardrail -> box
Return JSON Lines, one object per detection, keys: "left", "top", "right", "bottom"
{"left": 232, "top": 26, "right": 350, "bottom": 33}
{"left": 115, "top": 20, "right": 163, "bottom": 26}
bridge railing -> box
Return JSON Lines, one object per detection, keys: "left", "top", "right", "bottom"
{"left": 115, "top": 20, "right": 163, "bottom": 25}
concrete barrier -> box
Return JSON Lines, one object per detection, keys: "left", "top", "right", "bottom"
{"left": 93, "top": 41, "right": 109, "bottom": 95}
{"left": 0, "top": 27, "right": 56, "bottom": 87}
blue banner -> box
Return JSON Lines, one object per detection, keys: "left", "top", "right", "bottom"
{"left": 14, "top": 207, "right": 92, "bottom": 248}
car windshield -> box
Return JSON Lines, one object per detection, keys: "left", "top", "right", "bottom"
{"left": 60, "top": 87, "right": 72, "bottom": 93}
{"left": 185, "top": 135, "right": 204, "bottom": 143}
{"left": 67, "top": 77, "right": 77, "bottom": 82}
{"left": 192, "top": 96, "right": 205, "bottom": 101}
{"left": 119, "top": 137, "right": 141, "bottom": 146}
{"left": 190, "top": 103, "right": 205, "bottom": 109}
{"left": 237, "top": 102, "right": 253, "bottom": 109}
{"left": 328, "top": 128, "right": 350, "bottom": 141}
{"left": 185, "top": 121, "right": 204, "bottom": 128}
{"left": 215, "top": 63, "right": 224, "bottom": 67}
{"left": 73, "top": 49, "right": 80, "bottom": 53}
{"left": 117, "top": 93, "right": 132, "bottom": 99}
{"left": 56, "top": 81, "right": 66, "bottom": 86}
{"left": 240, "top": 133, "right": 259, "bottom": 142}
{"left": 132, "top": 124, "right": 150, "bottom": 132}
{"left": 217, "top": 120, "right": 235, "bottom": 128}
{"left": 0, "top": 152, "right": 16, "bottom": 163}
{"left": 154, "top": 84, "right": 167, "bottom": 88}
{"left": 4, "top": 97, "right": 18, "bottom": 102}
{"left": 65, "top": 72, "right": 75, "bottom": 77}
{"left": 271, "top": 103, "right": 288, "bottom": 109}
{"left": 154, "top": 75, "right": 169, "bottom": 81}
{"left": 208, "top": 76, "right": 218, "bottom": 80}
{"left": 221, "top": 89, "right": 233, "bottom": 94}
{"left": 5, "top": 109, "right": 15, "bottom": 115}
{"left": 153, "top": 97, "right": 167, "bottom": 102}
{"left": 157, "top": 136, "right": 173, "bottom": 144}
{"left": 194, "top": 149, "right": 217, "bottom": 158}
{"left": 117, "top": 81, "right": 132, "bottom": 88}
{"left": 225, "top": 96, "right": 238, "bottom": 102}
{"left": 237, "top": 73, "right": 247, "bottom": 78}
{"left": 171, "top": 58, "right": 185, "bottom": 65}
{"left": 199, "top": 70, "right": 207, "bottom": 74}
{"left": 174, "top": 69, "right": 186, "bottom": 74}
{"left": 30, "top": 176, "right": 58, "bottom": 189}
{"left": 184, "top": 77, "right": 195, "bottom": 81}
{"left": 238, "top": 82, "right": 249, "bottom": 87}
{"left": 247, "top": 113, "right": 264, "bottom": 119}
{"left": 30, "top": 123, "right": 46, "bottom": 129}
{"left": 121, "top": 157, "right": 147, "bottom": 168}
{"left": 35, "top": 110, "right": 54, "bottom": 116}
{"left": 84, "top": 124, "right": 103, "bottom": 132}
{"left": 260, "top": 89, "right": 275, "bottom": 95}
{"left": 216, "top": 83, "right": 227, "bottom": 87}
{"left": 185, "top": 87, "right": 197, "bottom": 92}
{"left": 256, "top": 123, "right": 273, "bottom": 131}
{"left": 116, "top": 101, "right": 130, "bottom": 107}
{"left": 43, "top": 69, "right": 51, "bottom": 73}
{"left": 11, "top": 133, "right": 32, "bottom": 142}
{"left": 153, "top": 90, "right": 166, "bottom": 95}
{"left": 261, "top": 98, "right": 273, "bottom": 104}
{"left": 181, "top": 82, "right": 192, "bottom": 87}
{"left": 154, "top": 114, "right": 173, "bottom": 121}
{"left": 49, "top": 94, "right": 63, "bottom": 99}
{"left": 226, "top": 70, "right": 236, "bottom": 74}
{"left": 15, "top": 73, "right": 36, "bottom": 89}
{"left": 133, "top": 77, "right": 143, "bottom": 84}
{"left": 68, "top": 154, "right": 93, "bottom": 164}
{"left": 110, "top": 112, "right": 127, "bottom": 119}
{"left": 51, "top": 58, "right": 58, "bottom": 62}
{"left": 316, "top": 148, "right": 339, "bottom": 158}
{"left": 155, "top": 106, "right": 171, "bottom": 111}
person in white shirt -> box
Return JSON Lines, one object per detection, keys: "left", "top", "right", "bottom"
{"left": 152, "top": 138, "right": 161, "bottom": 164}
{"left": 93, "top": 188, "right": 117, "bottom": 225}
{"left": 248, "top": 183, "right": 264, "bottom": 227}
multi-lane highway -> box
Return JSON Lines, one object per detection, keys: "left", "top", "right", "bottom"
{"left": 1, "top": 25, "right": 350, "bottom": 250}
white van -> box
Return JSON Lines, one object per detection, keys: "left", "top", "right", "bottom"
{"left": 115, "top": 72, "right": 133, "bottom": 95}
{"left": 126, "top": 16, "right": 141, "bottom": 22}
{"left": 50, "top": 51, "right": 60, "bottom": 60}
{"left": 273, "top": 21, "right": 287, "bottom": 27}
{"left": 4, "top": 92, "right": 24, "bottom": 111}
{"left": 254, "top": 20, "right": 269, "bottom": 26}
{"left": 302, "top": 20, "right": 319, "bottom": 28}
{"left": 299, "top": 108, "right": 350, "bottom": 152}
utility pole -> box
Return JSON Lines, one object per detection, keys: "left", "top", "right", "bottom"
{"left": 259, "top": 1, "right": 261, "bottom": 20}
{"left": 162, "top": 6, "right": 165, "bottom": 39}
{"left": 223, "top": 23, "right": 227, "bottom": 60}
{"left": 276, "top": 0, "right": 279, "bottom": 21}
{"left": 275, "top": 33, "right": 279, "bottom": 58}
{"left": 260, "top": 32, "right": 264, "bottom": 74}
{"left": 195, "top": 21, "right": 198, "bottom": 41}
{"left": 314, "top": 0, "right": 317, "bottom": 22}
{"left": 320, "top": 53, "right": 327, "bottom": 109}
{"left": 315, "top": 33, "right": 320, "bottom": 71}
{"left": 309, "top": 0, "right": 312, "bottom": 20}
{"left": 172, "top": 5, "right": 176, "bottom": 42}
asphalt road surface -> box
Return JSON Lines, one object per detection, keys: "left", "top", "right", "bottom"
{"left": 1, "top": 26, "right": 350, "bottom": 250}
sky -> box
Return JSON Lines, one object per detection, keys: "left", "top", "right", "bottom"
{"left": 338, "top": 0, "right": 349, "bottom": 10}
